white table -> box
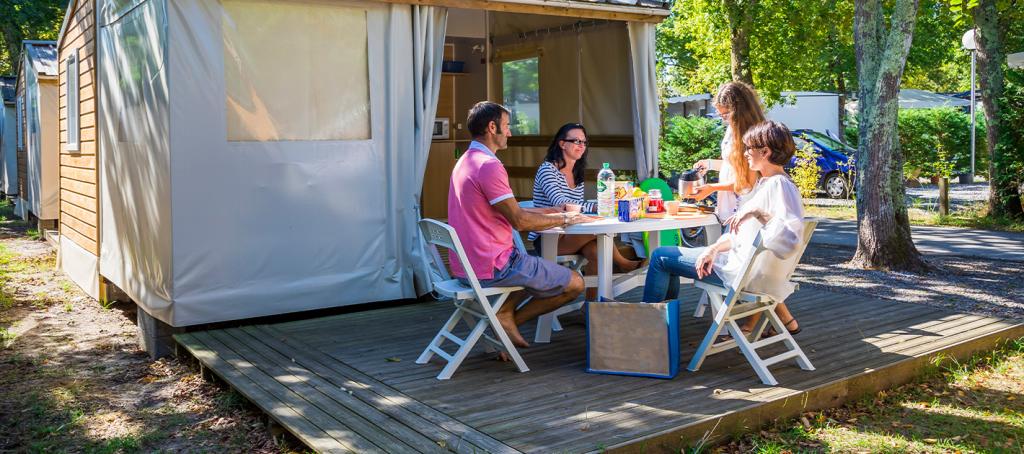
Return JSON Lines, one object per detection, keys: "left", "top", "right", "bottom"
{"left": 532, "top": 213, "right": 721, "bottom": 342}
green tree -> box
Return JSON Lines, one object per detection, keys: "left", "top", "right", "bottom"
{"left": 851, "top": 0, "right": 928, "bottom": 272}
{"left": 657, "top": 0, "right": 969, "bottom": 106}
{"left": 0, "top": 0, "right": 65, "bottom": 75}
{"left": 945, "top": 0, "right": 1024, "bottom": 216}
{"left": 658, "top": 116, "right": 725, "bottom": 175}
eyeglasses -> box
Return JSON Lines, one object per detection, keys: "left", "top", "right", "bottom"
{"left": 561, "top": 138, "right": 588, "bottom": 146}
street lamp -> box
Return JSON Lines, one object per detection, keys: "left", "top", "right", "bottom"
{"left": 962, "top": 29, "right": 977, "bottom": 184}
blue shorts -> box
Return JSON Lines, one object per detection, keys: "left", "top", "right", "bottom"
{"left": 462, "top": 248, "right": 572, "bottom": 298}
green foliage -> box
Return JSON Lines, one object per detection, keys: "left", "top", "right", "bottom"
{"left": 898, "top": 107, "right": 987, "bottom": 179}
{"left": 902, "top": 0, "right": 973, "bottom": 92}
{"left": 0, "top": 0, "right": 66, "bottom": 75}
{"left": 658, "top": 116, "right": 724, "bottom": 176}
{"left": 790, "top": 141, "right": 820, "bottom": 198}
{"left": 655, "top": 0, "right": 967, "bottom": 104}
{"left": 993, "top": 68, "right": 1024, "bottom": 215}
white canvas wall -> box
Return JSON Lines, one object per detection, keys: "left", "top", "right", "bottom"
{"left": 98, "top": 0, "right": 174, "bottom": 316}
{"left": 23, "top": 64, "right": 59, "bottom": 221}
{"left": 99, "top": 0, "right": 440, "bottom": 326}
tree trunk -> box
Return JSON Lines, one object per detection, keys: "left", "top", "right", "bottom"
{"left": 971, "top": 0, "right": 1007, "bottom": 214}
{"left": 724, "top": 0, "right": 756, "bottom": 84}
{"left": 850, "top": 0, "right": 928, "bottom": 272}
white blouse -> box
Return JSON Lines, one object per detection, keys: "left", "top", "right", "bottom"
{"left": 711, "top": 174, "right": 805, "bottom": 302}
{"left": 717, "top": 127, "right": 740, "bottom": 219}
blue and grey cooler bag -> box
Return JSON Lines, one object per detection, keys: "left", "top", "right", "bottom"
{"left": 585, "top": 300, "right": 680, "bottom": 379}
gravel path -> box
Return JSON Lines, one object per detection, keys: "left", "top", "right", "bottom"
{"left": 793, "top": 243, "right": 1024, "bottom": 320}
{"left": 807, "top": 183, "right": 990, "bottom": 210}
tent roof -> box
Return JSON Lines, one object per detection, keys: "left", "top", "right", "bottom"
{"left": 666, "top": 94, "right": 711, "bottom": 103}
{"left": 1010, "top": 51, "right": 1023, "bottom": 69}
{"left": 897, "top": 89, "right": 970, "bottom": 109}
{"left": 0, "top": 76, "right": 15, "bottom": 104}
{"left": 23, "top": 41, "right": 58, "bottom": 77}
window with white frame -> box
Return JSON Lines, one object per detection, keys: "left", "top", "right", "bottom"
{"left": 66, "top": 49, "right": 80, "bottom": 151}
{"left": 222, "top": 0, "right": 371, "bottom": 142}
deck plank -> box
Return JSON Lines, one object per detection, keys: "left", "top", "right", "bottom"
{"left": 247, "top": 325, "right": 522, "bottom": 454}
{"left": 176, "top": 286, "right": 1024, "bottom": 454}
{"left": 175, "top": 333, "right": 355, "bottom": 454}
{"left": 190, "top": 331, "right": 387, "bottom": 453}
{"left": 208, "top": 328, "right": 437, "bottom": 453}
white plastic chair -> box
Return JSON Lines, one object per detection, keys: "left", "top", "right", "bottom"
{"left": 416, "top": 219, "right": 529, "bottom": 380}
{"left": 514, "top": 200, "right": 588, "bottom": 343}
{"left": 687, "top": 220, "right": 818, "bottom": 386}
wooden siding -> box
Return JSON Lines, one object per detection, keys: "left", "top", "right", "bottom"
{"left": 16, "top": 68, "right": 27, "bottom": 205}
{"left": 58, "top": 0, "right": 99, "bottom": 256}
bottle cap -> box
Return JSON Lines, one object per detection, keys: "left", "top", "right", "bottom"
{"left": 602, "top": 162, "right": 610, "bottom": 169}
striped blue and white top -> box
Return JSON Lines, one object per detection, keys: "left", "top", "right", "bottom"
{"left": 529, "top": 161, "right": 597, "bottom": 241}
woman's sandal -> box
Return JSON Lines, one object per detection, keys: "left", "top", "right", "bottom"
{"left": 762, "top": 318, "right": 802, "bottom": 339}
{"left": 717, "top": 329, "right": 753, "bottom": 344}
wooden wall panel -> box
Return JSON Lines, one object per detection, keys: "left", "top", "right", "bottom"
{"left": 58, "top": 0, "right": 99, "bottom": 254}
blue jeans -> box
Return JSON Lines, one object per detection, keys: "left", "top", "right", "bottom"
{"left": 642, "top": 246, "right": 724, "bottom": 302}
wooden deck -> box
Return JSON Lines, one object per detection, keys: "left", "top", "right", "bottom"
{"left": 175, "top": 286, "right": 1024, "bottom": 453}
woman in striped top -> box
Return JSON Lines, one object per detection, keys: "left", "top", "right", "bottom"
{"left": 530, "top": 123, "right": 643, "bottom": 287}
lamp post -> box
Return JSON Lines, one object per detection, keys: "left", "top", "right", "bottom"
{"left": 962, "top": 29, "right": 977, "bottom": 184}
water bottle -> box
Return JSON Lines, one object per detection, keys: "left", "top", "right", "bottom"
{"left": 597, "top": 163, "right": 615, "bottom": 218}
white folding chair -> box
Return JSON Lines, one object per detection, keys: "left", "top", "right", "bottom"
{"left": 687, "top": 220, "right": 818, "bottom": 386}
{"left": 416, "top": 219, "right": 529, "bottom": 380}
{"left": 514, "top": 200, "right": 588, "bottom": 343}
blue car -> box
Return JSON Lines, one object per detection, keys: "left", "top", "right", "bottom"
{"left": 787, "top": 129, "right": 855, "bottom": 198}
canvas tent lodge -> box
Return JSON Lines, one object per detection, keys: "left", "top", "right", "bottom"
{"left": 13, "top": 41, "right": 60, "bottom": 229}
{"left": 1, "top": 76, "right": 17, "bottom": 200}
{"left": 54, "top": 0, "right": 667, "bottom": 356}
{"left": 57, "top": 0, "right": 101, "bottom": 299}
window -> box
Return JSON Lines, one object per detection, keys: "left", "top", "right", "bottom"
{"left": 222, "top": 0, "right": 370, "bottom": 142}
{"left": 502, "top": 57, "right": 539, "bottom": 135}
{"left": 16, "top": 96, "right": 23, "bottom": 149}
{"left": 66, "top": 50, "right": 80, "bottom": 151}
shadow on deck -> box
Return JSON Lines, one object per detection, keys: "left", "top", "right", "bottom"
{"left": 175, "top": 286, "right": 1024, "bottom": 453}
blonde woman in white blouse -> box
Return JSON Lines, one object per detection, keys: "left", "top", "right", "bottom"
{"left": 643, "top": 120, "right": 805, "bottom": 336}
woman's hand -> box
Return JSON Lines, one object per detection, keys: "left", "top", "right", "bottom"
{"left": 692, "top": 161, "right": 708, "bottom": 177}
{"left": 690, "top": 184, "right": 716, "bottom": 201}
{"left": 724, "top": 208, "right": 771, "bottom": 232}
{"left": 695, "top": 249, "right": 717, "bottom": 279}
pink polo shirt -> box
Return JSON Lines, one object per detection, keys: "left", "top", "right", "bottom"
{"left": 447, "top": 142, "right": 516, "bottom": 280}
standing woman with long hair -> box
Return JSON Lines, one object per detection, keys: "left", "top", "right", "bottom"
{"left": 691, "top": 81, "right": 767, "bottom": 222}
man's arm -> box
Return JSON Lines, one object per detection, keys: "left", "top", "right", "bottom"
{"left": 493, "top": 199, "right": 589, "bottom": 231}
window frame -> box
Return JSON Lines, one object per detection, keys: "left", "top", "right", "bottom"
{"left": 66, "top": 49, "right": 81, "bottom": 152}
{"left": 222, "top": 0, "right": 372, "bottom": 142}
{"left": 499, "top": 53, "right": 542, "bottom": 136}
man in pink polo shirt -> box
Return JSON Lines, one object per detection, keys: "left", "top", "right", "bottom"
{"left": 448, "top": 101, "right": 595, "bottom": 349}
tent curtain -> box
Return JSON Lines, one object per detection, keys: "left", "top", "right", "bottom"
{"left": 627, "top": 22, "right": 659, "bottom": 179}
{"left": 410, "top": 5, "right": 447, "bottom": 294}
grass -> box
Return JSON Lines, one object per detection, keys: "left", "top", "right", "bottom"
{"left": 0, "top": 198, "right": 15, "bottom": 221}
{"left": 712, "top": 338, "right": 1024, "bottom": 453}
{"left": 804, "top": 201, "right": 1024, "bottom": 233}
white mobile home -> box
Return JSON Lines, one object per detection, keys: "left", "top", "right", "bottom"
{"left": 65, "top": 0, "right": 668, "bottom": 342}
{"left": 1, "top": 76, "right": 17, "bottom": 199}
{"left": 14, "top": 41, "right": 59, "bottom": 225}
